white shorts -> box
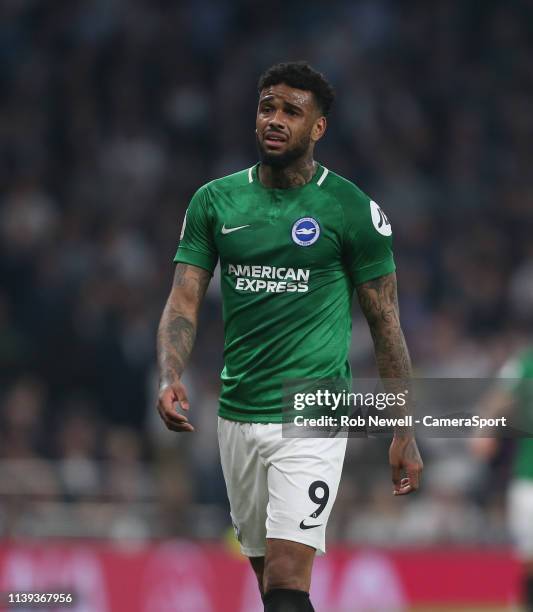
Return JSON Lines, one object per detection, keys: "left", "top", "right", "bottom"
{"left": 508, "top": 479, "right": 533, "bottom": 559}
{"left": 218, "top": 416, "right": 347, "bottom": 557}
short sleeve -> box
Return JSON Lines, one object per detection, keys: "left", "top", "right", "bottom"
{"left": 174, "top": 186, "right": 218, "bottom": 274}
{"left": 344, "top": 196, "right": 395, "bottom": 285}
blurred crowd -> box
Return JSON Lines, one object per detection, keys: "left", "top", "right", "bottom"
{"left": 1, "top": 0, "right": 533, "bottom": 543}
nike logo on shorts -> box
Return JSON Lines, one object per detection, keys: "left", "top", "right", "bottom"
{"left": 221, "top": 224, "right": 250, "bottom": 234}
{"left": 299, "top": 520, "right": 323, "bottom": 530}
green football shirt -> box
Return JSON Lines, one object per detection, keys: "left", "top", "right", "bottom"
{"left": 174, "top": 162, "right": 395, "bottom": 422}
{"left": 500, "top": 349, "right": 533, "bottom": 480}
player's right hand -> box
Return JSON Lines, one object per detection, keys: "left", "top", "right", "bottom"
{"left": 157, "top": 381, "right": 195, "bottom": 432}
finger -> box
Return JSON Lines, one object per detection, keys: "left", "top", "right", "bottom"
{"left": 391, "top": 464, "right": 402, "bottom": 491}
{"left": 394, "top": 483, "right": 414, "bottom": 496}
{"left": 168, "top": 422, "right": 195, "bottom": 432}
{"left": 162, "top": 413, "right": 194, "bottom": 431}
{"left": 406, "top": 465, "right": 421, "bottom": 491}
{"left": 394, "top": 472, "right": 419, "bottom": 495}
{"left": 164, "top": 420, "right": 195, "bottom": 433}
{"left": 163, "top": 409, "right": 191, "bottom": 426}
{"left": 159, "top": 399, "right": 189, "bottom": 421}
{"left": 174, "top": 384, "right": 190, "bottom": 410}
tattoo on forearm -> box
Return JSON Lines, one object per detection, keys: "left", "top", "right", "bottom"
{"left": 157, "top": 264, "right": 210, "bottom": 386}
{"left": 158, "top": 308, "right": 196, "bottom": 383}
{"left": 357, "top": 273, "right": 412, "bottom": 428}
{"left": 356, "top": 272, "right": 412, "bottom": 380}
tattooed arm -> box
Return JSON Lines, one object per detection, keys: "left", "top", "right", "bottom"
{"left": 156, "top": 263, "right": 211, "bottom": 432}
{"left": 356, "top": 272, "right": 411, "bottom": 380}
{"left": 356, "top": 272, "right": 423, "bottom": 494}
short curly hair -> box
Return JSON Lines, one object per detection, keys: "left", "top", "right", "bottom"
{"left": 258, "top": 61, "right": 335, "bottom": 117}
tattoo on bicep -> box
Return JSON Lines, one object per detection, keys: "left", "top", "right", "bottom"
{"left": 173, "top": 263, "right": 211, "bottom": 301}
{"left": 356, "top": 273, "right": 399, "bottom": 327}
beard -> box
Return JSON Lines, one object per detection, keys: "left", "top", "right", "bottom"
{"left": 256, "top": 132, "right": 311, "bottom": 168}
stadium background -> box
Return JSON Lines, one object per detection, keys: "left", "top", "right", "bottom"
{"left": 0, "top": 0, "right": 532, "bottom": 610}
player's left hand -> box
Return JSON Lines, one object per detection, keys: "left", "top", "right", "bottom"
{"left": 389, "top": 435, "right": 423, "bottom": 495}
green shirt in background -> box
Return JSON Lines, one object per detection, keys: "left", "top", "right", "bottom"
{"left": 500, "top": 349, "right": 533, "bottom": 480}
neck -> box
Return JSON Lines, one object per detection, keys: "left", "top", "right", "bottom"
{"left": 259, "top": 156, "right": 316, "bottom": 189}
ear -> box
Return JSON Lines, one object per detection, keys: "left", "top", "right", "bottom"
{"left": 311, "top": 116, "right": 327, "bottom": 143}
